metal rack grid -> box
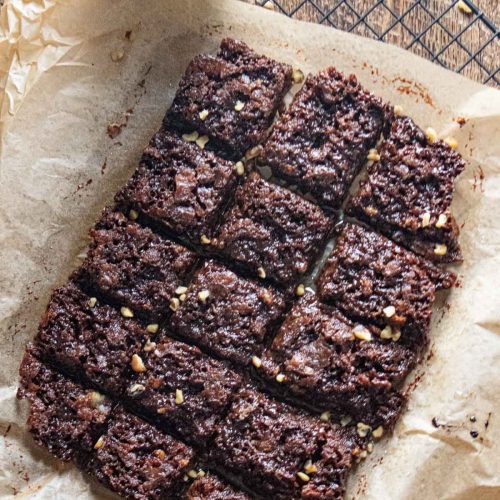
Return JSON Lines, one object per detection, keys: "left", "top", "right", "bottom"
{"left": 250, "top": 0, "right": 499, "bottom": 86}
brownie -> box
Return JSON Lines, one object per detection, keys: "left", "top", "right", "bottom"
{"left": 316, "top": 223, "right": 455, "bottom": 350}
{"left": 34, "top": 281, "right": 153, "bottom": 395}
{"left": 260, "top": 292, "right": 416, "bottom": 428}
{"left": 212, "top": 172, "right": 332, "bottom": 286}
{"left": 165, "top": 38, "right": 292, "bottom": 159}
{"left": 116, "top": 129, "right": 238, "bottom": 244}
{"left": 84, "top": 406, "right": 194, "bottom": 500}
{"left": 262, "top": 67, "right": 391, "bottom": 208}
{"left": 77, "top": 209, "right": 197, "bottom": 321}
{"left": 185, "top": 473, "right": 252, "bottom": 500}
{"left": 18, "top": 352, "right": 112, "bottom": 461}
{"left": 125, "top": 336, "right": 242, "bottom": 446}
{"left": 211, "top": 386, "right": 357, "bottom": 499}
{"left": 171, "top": 260, "right": 287, "bottom": 365}
{"left": 347, "top": 116, "right": 465, "bottom": 262}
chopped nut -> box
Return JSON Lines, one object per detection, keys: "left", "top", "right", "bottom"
{"left": 182, "top": 131, "right": 199, "bottom": 142}
{"left": 257, "top": 267, "right": 266, "bottom": 279}
{"left": 372, "top": 426, "right": 384, "bottom": 439}
{"left": 392, "top": 328, "right": 401, "bottom": 342}
{"left": 199, "top": 109, "right": 209, "bottom": 120}
{"left": 297, "top": 472, "right": 310, "bottom": 482}
{"left": 179, "top": 293, "right": 187, "bottom": 302}
{"left": 383, "top": 305, "right": 396, "bottom": 318}
{"left": 170, "top": 297, "right": 180, "bottom": 311}
{"left": 131, "top": 354, "right": 146, "bottom": 373}
{"left": 365, "top": 206, "right": 378, "bottom": 217}
{"left": 245, "top": 146, "right": 261, "bottom": 160}
{"left": 394, "top": 104, "right": 404, "bottom": 116}
{"left": 94, "top": 436, "right": 105, "bottom": 449}
{"left": 146, "top": 323, "right": 159, "bottom": 334}
{"left": 444, "top": 136, "right": 458, "bottom": 149}
{"left": 380, "top": 325, "right": 393, "bottom": 340}
{"left": 456, "top": 0, "right": 472, "bottom": 14}
{"left": 357, "top": 422, "right": 371, "bottom": 438}
{"left": 198, "top": 290, "right": 210, "bottom": 303}
{"left": 304, "top": 460, "right": 317, "bottom": 474}
{"left": 110, "top": 49, "right": 124, "bottom": 62}
{"left": 234, "top": 100, "right": 245, "bottom": 112}
{"left": 196, "top": 135, "right": 209, "bottom": 149}
{"left": 340, "top": 415, "right": 352, "bottom": 427}
{"left": 421, "top": 212, "right": 431, "bottom": 227}
{"left": 292, "top": 68, "right": 304, "bottom": 84}
{"left": 435, "top": 213, "right": 447, "bottom": 228}
{"left": 120, "top": 306, "right": 134, "bottom": 318}
{"left": 295, "top": 284, "right": 305, "bottom": 297}
{"left": 320, "top": 411, "right": 331, "bottom": 422}
{"left": 425, "top": 127, "right": 437, "bottom": 143}
{"left": 200, "top": 234, "right": 211, "bottom": 245}
{"left": 263, "top": 0, "right": 275, "bottom": 10}
{"left": 143, "top": 339, "right": 157, "bottom": 352}
{"left": 276, "top": 373, "right": 286, "bottom": 383}
{"left": 251, "top": 355, "right": 262, "bottom": 369}
{"left": 88, "top": 297, "right": 97, "bottom": 308}
{"left": 154, "top": 449, "right": 166, "bottom": 459}
{"left": 129, "top": 383, "right": 145, "bottom": 395}
{"left": 353, "top": 324, "right": 372, "bottom": 342}
{"left": 129, "top": 209, "right": 139, "bottom": 220}
{"left": 235, "top": 161, "right": 245, "bottom": 176}
{"left": 367, "top": 148, "right": 380, "bottom": 162}
{"left": 367, "top": 442, "right": 374, "bottom": 453}
{"left": 187, "top": 469, "right": 199, "bottom": 479}
{"left": 434, "top": 244, "right": 448, "bottom": 256}
{"left": 198, "top": 469, "right": 206, "bottom": 477}
{"left": 175, "top": 286, "right": 188, "bottom": 295}
{"left": 175, "top": 389, "right": 184, "bottom": 404}
{"left": 90, "top": 391, "right": 106, "bottom": 408}
{"left": 358, "top": 450, "right": 368, "bottom": 459}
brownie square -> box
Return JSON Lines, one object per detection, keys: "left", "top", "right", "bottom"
{"left": 18, "top": 352, "right": 112, "bottom": 461}
{"left": 34, "top": 281, "right": 153, "bottom": 395}
{"left": 77, "top": 209, "right": 197, "bottom": 321}
{"left": 211, "top": 386, "right": 357, "bottom": 499}
{"left": 185, "top": 473, "right": 252, "bottom": 500}
{"left": 125, "top": 336, "right": 242, "bottom": 446}
{"left": 171, "top": 260, "right": 287, "bottom": 365}
{"left": 84, "top": 406, "right": 194, "bottom": 500}
{"left": 212, "top": 172, "right": 332, "bottom": 286}
{"left": 261, "top": 292, "right": 416, "bottom": 428}
{"left": 316, "top": 223, "right": 455, "bottom": 350}
{"left": 165, "top": 38, "right": 292, "bottom": 159}
{"left": 116, "top": 129, "right": 238, "bottom": 244}
{"left": 347, "top": 116, "right": 465, "bottom": 263}
{"left": 262, "top": 67, "right": 391, "bottom": 208}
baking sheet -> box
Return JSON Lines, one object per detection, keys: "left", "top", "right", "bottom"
{"left": 0, "top": 0, "right": 499, "bottom": 498}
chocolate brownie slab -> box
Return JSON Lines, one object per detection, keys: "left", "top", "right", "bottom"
{"left": 171, "top": 260, "right": 287, "bottom": 365}
{"left": 125, "top": 336, "right": 242, "bottom": 446}
{"left": 77, "top": 209, "right": 197, "bottom": 321}
{"left": 185, "top": 473, "right": 252, "bottom": 500}
{"left": 165, "top": 38, "right": 292, "bottom": 159}
{"left": 84, "top": 406, "right": 194, "bottom": 500}
{"left": 347, "top": 116, "right": 465, "bottom": 263}
{"left": 34, "top": 281, "right": 154, "bottom": 395}
{"left": 317, "top": 223, "right": 455, "bottom": 350}
{"left": 212, "top": 172, "right": 332, "bottom": 286}
{"left": 211, "top": 386, "right": 357, "bottom": 499}
{"left": 116, "top": 130, "right": 239, "bottom": 245}
{"left": 262, "top": 68, "right": 391, "bottom": 208}
{"left": 260, "top": 292, "right": 416, "bottom": 429}
{"left": 18, "top": 352, "right": 112, "bottom": 461}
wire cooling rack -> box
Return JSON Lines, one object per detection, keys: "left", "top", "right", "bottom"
{"left": 249, "top": 0, "right": 499, "bottom": 86}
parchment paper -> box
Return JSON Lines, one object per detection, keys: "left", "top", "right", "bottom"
{"left": 0, "top": 1, "right": 499, "bottom": 498}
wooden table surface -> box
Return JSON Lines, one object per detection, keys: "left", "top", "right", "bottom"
{"left": 243, "top": 0, "right": 499, "bottom": 86}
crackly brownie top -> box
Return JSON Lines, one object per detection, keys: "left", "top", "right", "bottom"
{"left": 185, "top": 474, "right": 252, "bottom": 500}
{"left": 171, "top": 260, "right": 287, "bottom": 365}
{"left": 347, "top": 116, "right": 465, "bottom": 262}
{"left": 263, "top": 67, "right": 391, "bottom": 208}
{"left": 18, "top": 352, "right": 112, "bottom": 461}
{"left": 86, "top": 407, "right": 194, "bottom": 500}
{"left": 213, "top": 172, "right": 332, "bottom": 286}
{"left": 116, "top": 129, "right": 238, "bottom": 243}
{"left": 77, "top": 209, "right": 197, "bottom": 320}
{"left": 261, "top": 292, "right": 415, "bottom": 428}
{"left": 317, "top": 223, "right": 452, "bottom": 349}
{"left": 35, "top": 281, "right": 152, "bottom": 395}
{"left": 212, "top": 386, "right": 356, "bottom": 499}
{"left": 126, "top": 336, "right": 242, "bottom": 445}
{"left": 166, "top": 37, "right": 292, "bottom": 159}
